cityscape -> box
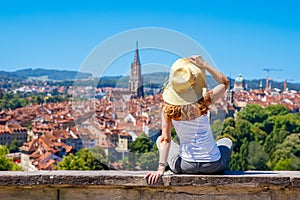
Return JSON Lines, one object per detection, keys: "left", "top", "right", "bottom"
{"left": 1, "top": 1, "right": 299, "bottom": 199}
{"left": 0, "top": 44, "right": 299, "bottom": 171}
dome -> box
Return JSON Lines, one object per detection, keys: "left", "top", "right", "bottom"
{"left": 235, "top": 74, "right": 244, "bottom": 82}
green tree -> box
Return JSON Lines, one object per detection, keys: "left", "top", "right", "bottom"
{"left": 56, "top": 147, "right": 109, "bottom": 170}
{"left": 223, "top": 117, "right": 235, "bottom": 129}
{"left": 238, "top": 104, "right": 267, "bottom": 124}
{"left": 264, "top": 114, "right": 300, "bottom": 154}
{"left": 265, "top": 104, "right": 289, "bottom": 116}
{"left": 250, "top": 125, "right": 268, "bottom": 144}
{"left": 9, "top": 138, "right": 19, "bottom": 153}
{"left": 0, "top": 145, "right": 22, "bottom": 171}
{"left": 122, "top": 152, "right": 136, "bottom": 170}
{"left": 107, "top": 153, "right": 116, "bottom": 163}
{"left": 239, "top": 138, "right": 249, "bottom": 170}
{"left": 273, "top": 114, "right": 300, "bottom": 134}
{"left": 138, "top": 151, "right": 159, "bottom": 170}
{"left": 269, "top": 133, "right": 300, "bottom": 170}
{"left": 234, "top": 118, "right": 254, "bottom": 151}
{"left": 129, "top": 133, "right": 152, "bottom": 154}
{"left": 261, "top": 115, "right": 277, "bottom": 134}
{"left": 56, "top": 154, "right": 87, "bottom": 170}
{"left": 76, "top": 148, "right": 109, "bottom": 170}
{"left": 89, "top": 146, "right": 107, "bottom": 162}
{"left": 211, "top": 119, "right": 223, "bottom": 139}
{"left": 247, "top": 141, "right": 268, "bottom": 170}
{"left": 228, "top": 151, "right": 241, "bottom": 170}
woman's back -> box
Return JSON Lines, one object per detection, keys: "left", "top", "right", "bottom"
{"left": 172, "top": 113, "right": 221, "bottom": 162}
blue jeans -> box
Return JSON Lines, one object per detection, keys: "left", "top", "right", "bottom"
{"left": 157, "top": 137, "right": 233, "bottom": 174}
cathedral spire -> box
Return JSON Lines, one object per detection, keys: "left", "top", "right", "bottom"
{"left": 129, "top": 41, "right": 144, "bottom": 98}
{"left": 134, "top": 41, "right": 140, "bottom": 66}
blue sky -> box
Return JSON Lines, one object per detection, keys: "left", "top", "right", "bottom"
{"left": 0, "top": 0, "right": 299, "bottom": 82}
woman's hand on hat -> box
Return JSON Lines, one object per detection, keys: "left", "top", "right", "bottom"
{"left": 189, "top": 55, "right": 207, "bottom": 69}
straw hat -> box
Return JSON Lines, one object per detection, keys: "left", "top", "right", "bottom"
{"left": 163, "top": 58, "right": 206, "bottom": 105}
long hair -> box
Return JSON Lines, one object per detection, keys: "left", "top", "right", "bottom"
{"left": 163, "top": 91, "right": 212, "bottom": 121}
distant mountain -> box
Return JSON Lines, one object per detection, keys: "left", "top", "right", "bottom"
{"left": 98, "top": 72, "right": 300, "bottom": 91}
{"left": 0, "top": 68, "right": 92, "bottom": 81}
{"left": 232, "top": 78, "right": 300, "bottom": 91}
{"left": 1, "top": 68, "right": 299, "bottom": 91}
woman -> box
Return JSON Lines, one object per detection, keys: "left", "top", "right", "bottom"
{"left": 145, "top": 55, "right": 233, "bottom": 185}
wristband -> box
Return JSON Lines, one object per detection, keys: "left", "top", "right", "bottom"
{"left": 158, "top": 162, "right": 167, "bottom": 168}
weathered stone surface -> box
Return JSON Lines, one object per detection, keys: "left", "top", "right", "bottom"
{"left": 291, "top": 176, "right": 300, "bottom": 188}
{"left": 0, "top": 171, "right": 299, "bottom": 200}
{"left": 0, "top": 187, "right": 57, "bottom": 200}
{"left": 0, "top": 170, "right": 298, "bottom": 187}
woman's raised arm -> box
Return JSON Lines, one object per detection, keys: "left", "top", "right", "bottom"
{"left": 189, "top": 56, "right": 229, "bottom": 103}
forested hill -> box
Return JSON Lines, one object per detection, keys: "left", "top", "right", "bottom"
{"left": 0, "top": 68, "right": 299, "bottom": 90}
{"left": 0, "top": 68, "right": 92, "bottom": 81}
{"left": 98, "top": 72, "right": 300, "bottom": 91}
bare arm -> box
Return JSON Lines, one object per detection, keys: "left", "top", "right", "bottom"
{"left": 144, "top": 112, "right": 172, "bottom": 185}
{"left": 189, "top": 56, "right": 229, "bottom": 103}
{"left": 158, "top": 114, "right": 172, "bottom": 166}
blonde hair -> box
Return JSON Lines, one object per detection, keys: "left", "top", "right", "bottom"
{"left": 163, "top": 91, "right": 212, "bottom": 121}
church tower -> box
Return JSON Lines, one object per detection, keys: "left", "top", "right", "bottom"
{"left": 129, "top": 42, "right": 144, "bottom": 98}
{"left": 226, "top": 78, "right": 234, "bottom": 105}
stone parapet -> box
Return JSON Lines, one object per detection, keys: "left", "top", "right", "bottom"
{"left": 0, "top": 170, "right": 299, "bottom": 199}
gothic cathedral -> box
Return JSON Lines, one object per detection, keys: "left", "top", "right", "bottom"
{"left": 129, "top": 42, "right": 144, "bottom": 98}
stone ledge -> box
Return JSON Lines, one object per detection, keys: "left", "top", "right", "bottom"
{"left": 0, "top": 170, "right": 299, "bottom": 188}
{"left": 0, "top": 171, "right": 299, "bottom": 200}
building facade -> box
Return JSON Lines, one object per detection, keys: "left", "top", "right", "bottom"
{"left": 233, "top": 74, "right": 245, "bottom": 92}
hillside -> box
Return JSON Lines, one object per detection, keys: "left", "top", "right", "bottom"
{"left": 0, "top": 68, "right": 92, "bottom": 81}
{"left": 0, "top": 68, "right": 299, "bottom": 91}
{"left": 98, "top": 72, "right": 300, "bottom": 91}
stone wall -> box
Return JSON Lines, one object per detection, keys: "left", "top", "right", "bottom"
{"left": 0, "top": 170, "right": 299, "bottom": 200}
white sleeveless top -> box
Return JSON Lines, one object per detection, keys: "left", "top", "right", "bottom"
{"left": 172, "top": 113, "right": 221, "bottom": 162}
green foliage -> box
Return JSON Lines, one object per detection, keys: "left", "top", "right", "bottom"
{"left": 273, "top": 113, "right": 300, "bottom": 133}
{"left": 264, "top": 104, "right": 289, "bottom": 116}
{"left": 268, "top": 134, "right": 300, "bottom": 170}
{"left": 264, "top": 114, "right": 300, "bottom": 154}
{"left": 107, "top": 153, "right": 116, "bottom": 163}
{"left": 9, "top": 138, "right": 19, "bottom": 153}
{"left": 247, "top": 141, "right": 268, "bottom": 170}
{"left": 238, "top": 104, "right": 267, "bottom": 124}
{"left": 228, "top": 152, "right": 242, "bottom": 170}
{"left": 233, "top": 119, "right": 254, "bottom": 152}
{"left": 217, "top": 104, "right": 300, "bottom": 171}
{"left": 250, "top": 125, "right": 268, "bottom": 144}
{"left": 0, "top": 145, "right": 22, "bottom": 171}
{"left": 129, "top": 133, "right": 153, "bottom": 153}
{"left": 56, "top": 147, "right": 109, "bottom": 170}
{"left": 261, "top": 115, "right": 277, "bottom": 134}
{"left": 0, "top": 91, "right": 70, "bottom": 111}
{"left": 223, "top": 117, "right": 235, "bottom": 128}
{"left": 56, "top": 154, "right": 87, "bottom": 170}
{"left": 122, "top": 152, "right": 136, "bottom": 170}
{"left": 171, "top": 128, "right": 180, "bottom": 144}
{"left": 138, "top": 151, "right": 159, "bottom": 170}
{"left": 0, "top": 145, "right": 9, "bottom": 156}
{"left": 211, "top": 119, "right": 223, "bottom": 139}
{"left": 9, "top": 68, "right": 92, "bottom": 81}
